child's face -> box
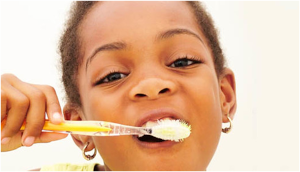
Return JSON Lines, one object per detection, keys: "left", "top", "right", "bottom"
{"left": 76, "top": 2, "right": 223, "bottom": 170}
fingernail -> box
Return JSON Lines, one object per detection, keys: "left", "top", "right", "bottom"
{"left": 1, "top": 137, "right": 11, "bottom": 144}
{"left": 23, "top": 136, "right": 35, "bottom": 147}
{"left": 53, "top": 112, "right": 62, "bottom": 121}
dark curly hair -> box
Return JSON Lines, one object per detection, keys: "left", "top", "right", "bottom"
{"left": 59, "top": 1, "right": 226, "bottom": 107}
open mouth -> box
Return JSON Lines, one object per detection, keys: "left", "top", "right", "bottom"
{"left": 137, "top": 117, "right": 172, "bottom": 143}
{"left": 134, "top": 109, "right": 190, "bottom": 147}
{"left": 136, "top": 117, "right": 191, "bottom": 143}
{"left": 137, "top": 135, "right": 165, "bottom": 142}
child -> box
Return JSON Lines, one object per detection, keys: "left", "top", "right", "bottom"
{"left": 1, "top": 1, "right": 236, "bottom": 170}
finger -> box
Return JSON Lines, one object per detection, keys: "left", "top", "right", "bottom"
{"left": 1, "top": 89, "right": 7, "bottom": 120}
{"left": 33, "top": 84, "right": 64, "bottom": 124}
{"left": 19, "top": 86, "right": 46, "bottom": 147}
{"left": 35, "top": 132, "right": 68, "bottom": 143}
{"left": 1, "top": 131, "right": 68, "bottom": 151}
{"left": 1, "top": 131, "right": 23, "bottom": 152}
{"left": 3, "top": 76, "right": 46, "bottom": 146}
{"left": 1, "top": 81, "right": 28, "bottom": 140}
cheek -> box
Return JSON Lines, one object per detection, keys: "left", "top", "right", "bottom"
{"left": 82, "top": 89, "right": 124, "bottom": 121}
{"left": 183, "top": 69, "right": 222, "bottom": 164}
{"left": 93, "top": 136, "right": 132, "bottom": 170}
{"left": 85, "top": 90, "right": 134, "bottom": 169}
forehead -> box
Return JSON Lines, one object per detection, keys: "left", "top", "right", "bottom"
{"left": 81, "top": 1, "right": 196, "bottom": 31}
{"left": 79, "top": 1, "right": 203, "bottom": 51}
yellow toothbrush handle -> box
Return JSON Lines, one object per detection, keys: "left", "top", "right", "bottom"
{"left": 42, "top": 121, "right": 112, "bottom": 132}
{"left": 1, "top": 118, "right": 111, "bottom": 132}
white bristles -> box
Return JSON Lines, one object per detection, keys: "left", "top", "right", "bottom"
{"left": 151, "top": 119, "right": 191, "bottom": 142}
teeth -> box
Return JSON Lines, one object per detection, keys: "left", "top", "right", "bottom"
{"left": 144, "top": 121, "right": 157, "bottom": 128}
{"left": 141, "top": 117, "right": 173, "bottom": 128}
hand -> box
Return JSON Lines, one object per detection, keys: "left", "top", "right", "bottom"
{"left": 1, "top": 74, "right": 68, "bottom": 152}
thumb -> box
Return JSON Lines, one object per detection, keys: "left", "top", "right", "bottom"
{"left": 35, "top": 132, "right": 68, "bottom": 143}
{"left": 1, "top": 131, "right": 23, "bottom": 152}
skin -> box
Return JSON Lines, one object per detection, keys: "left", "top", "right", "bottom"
{"left": 1, "top": 75, "right": 66, "bottom": 150}
{"left": 1, "top": 1, "right": 236, "bottom": 171}
{"left": 68, "top": 2, "right": 236, "bottom": 171}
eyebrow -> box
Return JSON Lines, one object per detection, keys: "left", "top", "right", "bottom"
{"left": 156, "top": 28, "right": 204, "bottom": 44}
{"left": 85, "top": 28, "right": 203, "bottom": 71}
{"left": 85, "top": 42, "right": 127, "bottom": 71}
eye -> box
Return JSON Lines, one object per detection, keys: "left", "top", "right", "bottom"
{"left": 95, "top": 71, "right": 127, "bottom": 85}
{"left": 169, "top": 56, "right": 201, "bottom": 68}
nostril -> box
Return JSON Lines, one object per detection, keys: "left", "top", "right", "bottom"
{"left": 129, "top": 78, "right": 176, "bottom": 100}
{"left": 159, "top": 88, "right": 170, "bottom": 94}
{"left": 136, "top": 93, "right": 147, "bottom": 98}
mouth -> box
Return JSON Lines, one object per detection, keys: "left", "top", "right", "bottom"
{"left": 133, "top": 134, "right": 176, "bottom": 149}
{"left": 137, "top": 135, "right": 165, "bottom": 142}
{"left": 136, "top": 118, "right": 175, "bottom": 144}
{"left": 133, "top": 108, "right": 188, "bottom": 148}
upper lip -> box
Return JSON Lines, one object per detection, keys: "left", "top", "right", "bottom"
{"left": 135, "top": 108, "right": 186, "bottom": 127}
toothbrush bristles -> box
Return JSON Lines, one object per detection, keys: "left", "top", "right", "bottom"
{"left": 151, "top": 119, "right": 191, "bottom": 142}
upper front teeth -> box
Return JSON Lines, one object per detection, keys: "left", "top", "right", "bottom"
{"left": 138, "top": 118, "right": 173, "bottom": 137}
{"left": 142, "top": 117, "right": 173, "bottom": 128}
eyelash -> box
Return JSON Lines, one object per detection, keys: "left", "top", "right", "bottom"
{"left": 94, "top": 70, "right": 127, "bottom": 86}
{"left": 168, "top": 55, "right": 202, "bottom": 68}
{"left": 94, "top": 55, "right": 202, "bottom": 85}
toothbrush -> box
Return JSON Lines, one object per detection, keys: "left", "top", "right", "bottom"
{"left": 1, "top": 119, "right": 191, "bottom": 142}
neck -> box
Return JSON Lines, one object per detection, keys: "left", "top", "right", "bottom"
{"left": 95, "top": 163, "right": 206, "bottom": 171}
{"left": 94, "top": 164, "right": 106, "bottom": 171}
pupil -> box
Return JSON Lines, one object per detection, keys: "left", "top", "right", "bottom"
{"left": 175, "top": 59, "right": 188, "bottom": 67}
{"left": 108, "top": 73, "right": 121, "bottom": 81}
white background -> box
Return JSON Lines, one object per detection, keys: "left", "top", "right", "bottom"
{"left": 1, "top": 1, "right": 299, "bottom": 171}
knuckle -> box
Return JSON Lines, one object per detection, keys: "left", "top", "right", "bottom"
{"left": 43, "top": 85, "right": 56, "bottom": 93}
{"left": 30, "top": 89, "right": 46, "bottom": 102}
{"left": 14, "top": 95, "right": 29, "bottom": 111}
{"left": 1, "top": 73, "right": 16, "bottom": 81}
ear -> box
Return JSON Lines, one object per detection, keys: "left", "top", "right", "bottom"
{"left": 63, "top": 102, "right": 95, "bottom": 151}
{"left": 219, "top": 68, "right": 237, "bottom": 123}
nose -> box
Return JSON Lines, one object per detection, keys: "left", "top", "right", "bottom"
{"left": 129, "top": 78, "right": 177, "bottom": 101}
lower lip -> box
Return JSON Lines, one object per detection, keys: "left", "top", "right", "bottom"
{"left": 133, "top": 136, "right": 178, "bottom": 149}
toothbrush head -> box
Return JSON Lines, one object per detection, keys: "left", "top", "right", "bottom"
{"left": 151, "top": 119, "right": 191, "bottom": 142}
